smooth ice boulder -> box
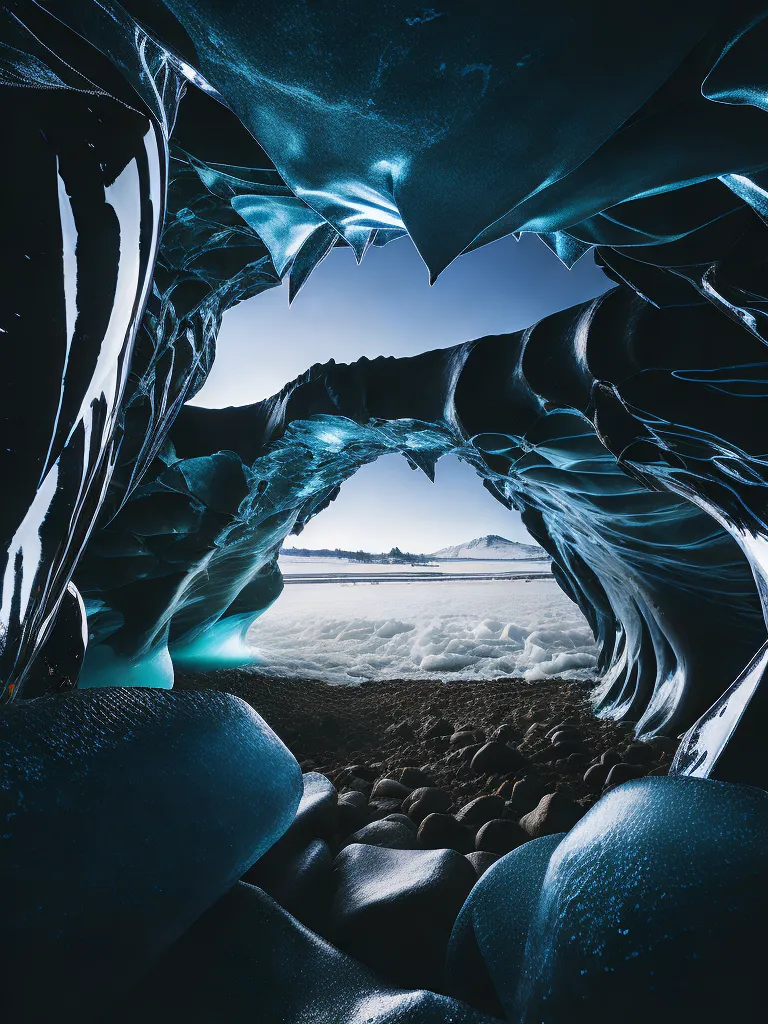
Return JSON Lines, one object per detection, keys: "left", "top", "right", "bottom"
{"left": 449, "top": 777, "right": 768, "bottom": 1023}
{"left": 0, "top": 688, "right": 302, "bottom": 1022}
{"left": 330, "top": 843, "right": 477, "bottom": 992}
{"left": 447, "top": 835, "right": 565, "bottom": 1017}
{"left": 107, "top": 882, "right": 497, "bottom": 1023}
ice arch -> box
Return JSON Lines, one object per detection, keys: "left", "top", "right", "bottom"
{"left": 74, "top": 329, "right": 765, "bottom": 741}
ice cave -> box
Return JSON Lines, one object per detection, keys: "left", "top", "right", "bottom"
{"left": 2, "top": 1, "right": 768, "bottom": 1021}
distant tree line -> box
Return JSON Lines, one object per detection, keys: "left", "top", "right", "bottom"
{"left": 282, "top": 545, "right": 430, "bottom": 564}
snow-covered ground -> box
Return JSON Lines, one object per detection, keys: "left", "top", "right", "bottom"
{"left": 279, "top": 555, "right": 550, "bottom": 577}
{"left": 247, "top": 570, "right": 598, "bottom": 685}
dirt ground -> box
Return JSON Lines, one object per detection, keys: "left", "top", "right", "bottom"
{"left": 175, "top": 670, "right": 668, "bottom": 809}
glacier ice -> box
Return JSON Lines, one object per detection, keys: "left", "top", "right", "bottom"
{"left": 5, "top": 2, "right": 768, "bottom": 1020}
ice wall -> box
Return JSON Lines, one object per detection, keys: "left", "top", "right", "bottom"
{"left": 4, "top": 0, "right": 768, "bottom": 775}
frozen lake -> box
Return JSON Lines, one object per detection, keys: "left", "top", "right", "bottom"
{"left": 247, "top": 562, "right": 598, "bottom": 685}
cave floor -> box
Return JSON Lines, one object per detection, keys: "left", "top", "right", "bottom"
{"left": 175, "top": 672, "right": 663, "bottom": 808}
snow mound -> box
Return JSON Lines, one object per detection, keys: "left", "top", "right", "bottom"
{"left": 246, "top": 577, "right": 598, "bottom": 685}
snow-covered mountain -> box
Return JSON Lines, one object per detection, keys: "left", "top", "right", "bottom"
{"left": 429, "top": 534, "right": 546, "bottom": 560}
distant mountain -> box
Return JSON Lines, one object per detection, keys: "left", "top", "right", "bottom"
{"left": 429, "top": 534, "right": 546, "bottom": 560}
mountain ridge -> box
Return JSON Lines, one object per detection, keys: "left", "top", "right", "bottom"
{"left": 428, "top": 534, "right": 546, "bottom": 560}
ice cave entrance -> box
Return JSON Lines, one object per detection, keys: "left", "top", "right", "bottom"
{"left": 247, "top": 452, "right": 599, "bottom": 685}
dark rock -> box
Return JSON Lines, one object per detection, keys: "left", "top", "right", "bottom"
{"left": 519, "top": 792, "right": 585, "bottom": 838}
{"left": 404, "top": 787, "right": 453, "bottom": 825}
{"left": 420, "top": 717, "right": 454, "bottom": 739}
{"left": 0, "top": 689, "right": 302, "bottom": 1023}
{"left": 330, "top": 844, "right": 477, "bottom": 991}
{"left": 450, "top": 730, "right": 482, "bottom": 749}
{"left": 367, "top": 797, "right": 406, "bottom": 820}
{"left": 343, "top": 820, "right": 418, "bottom": 851}
{"left": 600, "top": 749, "right": 622, "bottom": 768}
{"left": 475, "top": 819, "right": 527, "bottom": 855}
{"left": 384, "top": 813, "right": 417, "bottom": 831}
{"left": 417, "top": 813, "right": 474, "bottom": 853}
{"left": 545, "top": 721, "right": 580, "bottom": 738}
{"left": 260, "top": 773, "right": 337, "bottom": 863}
{"left": 524, "top": 722, "right": 546, "bottom": 739}
{"left": 566, "top": 751, "right": 589, "bottom": 768}
{"left": 244, "top": 838, "right": 333, "bottom": 934}
{"left": 339, "top": 776, "right": 372, "bottom": 795}
{"left": 549, "top": 740, "right": 584, "bottom": 759}
{"left": 550, "top": 727, "right": 583, "bottom": 746}
{"left": 604, "top": 762, "right": 647, "bottom": 787}
{"left": 370, "top": 778, "right": 412, "bottom": 800}
{"left": 460, "top": 742, "right": 485, "bottom": 762}
{"left": 337, "top": 792, "right": 368, "bottom": 836}
{"left": 584, "top": 763, "right": 610, "bottom": 792}
{"left": 492, "top": 724, "right": 519, "bottom": 742}
{"left": 623, "top": 742, "right": 657, "bottom": 765}
{"left": 385, "top": 720, "right": 415, "bottom": 740}
{"left": 506, "top": 778, "right": 547, "bottom": 816}
{"left": 394, "top": 767, "right": 437, "bottom": 789}
{"left": 465, "top": 851, "right": 500, "bottom": 878}
{"left": 455, "top": 795, "right": 505, "bottom": 829}
{"left": 471, "top": 741, "right": 527, "bottom": 775}
{"left": 425, "top": 735, "right": 450, "bottom": 755}
{"left": 111, "top": 882, "right": 488, "bottom": 1023}
{"left": 455, "top": 722, "right": 481, "bottom": 734}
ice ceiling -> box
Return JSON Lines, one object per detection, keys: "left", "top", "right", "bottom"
{"left": 4, "top": 0, "right": 768, "bottom": 780}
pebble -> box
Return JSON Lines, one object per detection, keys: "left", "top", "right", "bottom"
{"left": 600, "top": 749, "right": 622, "bottom": 768}
{"left": 604, "top": 762, "right": 647, "bottom": 787}
{"left": 471, "top": 741, "right": 528, "bottom": 775}
{"left": 385, "top": 720, "right": 415, "bottom": 740}
{"left": 424, "top": 735, "right": 450, "bottom": 755}
{"left": 370, "top": 778, "right": 412, "bottom": 800}
{"left": 465, "top": 851, "right": 500, "bottom": 878}
{"left": 518, "top": 792, "right": 585, "bottom": 838}
{"left": 417, "top": 813, "right": 474, "bottom": 853}
{"left": 420, "top": 717, "right": 454, "bottom": 739}
{"left": 545, "top": 722, "right": 580, "bottom": 739}
{"left": 340, "top": 776, "right": 372, "bottom": 795}
{"left": 623, "top": 742, "right": 656, "bottom": 765}
{"left": 550, "top": 728, "right": 582, "bottom": 746}
{"left": 450, "top": 730, "right": 483, "bottom": 749}
{"left": 583, "top": 762, "right": 610, "bottom": 792}
{"left": 343, "top": 819, "right": 418, "bottom": 851}
{"left": 454, "top": 795, "right": 505, "bottom": 829}
{"left": 491, "top": 724, "right": 519, "bottom": 742}
{"left": 394, "top": 767, "right": 437, "bottom": 789}
{"left": 549, "top": 740, "right": 584, "bottom": 759}
{"left": 404, "top": 787, "right": 453, "bottom": 824}
{"left": 475, "top": 818, "right": 527, "bottom": 855}
{"left": 367, "top": 797, "right": 406, "bottom": 820}
{"left": 383, "top": 813, "right": 417, "bottom": 831}
{"left": 329, "top": 845, "right": 477, "bottom": 991}
{"left": 337, "top": 791, "right": 368, "bottom": 836}
{"left": 505, "top": 777, "right": 547, "bottom": 817}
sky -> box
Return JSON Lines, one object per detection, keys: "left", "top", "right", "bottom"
{"left": 191, "top": 233, "right": 610, "bottom": 552}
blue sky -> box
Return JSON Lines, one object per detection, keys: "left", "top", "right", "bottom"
{"left": 191, "top": 233, "right": 610, "bottom": 552}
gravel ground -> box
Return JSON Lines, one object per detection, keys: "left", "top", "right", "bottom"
{"left": 175, "top": 671, "right": 674, "bottom": 811}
